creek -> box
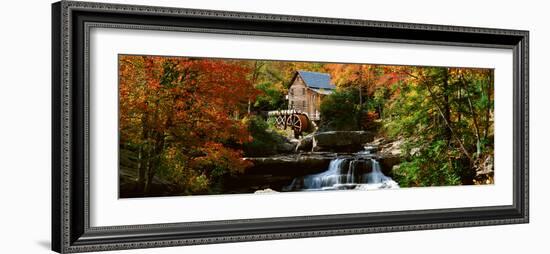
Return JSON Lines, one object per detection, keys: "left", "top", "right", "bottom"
{"left": 283, "top": 147, "right": 399, "bottom": 191}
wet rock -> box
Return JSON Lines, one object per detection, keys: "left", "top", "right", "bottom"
{"left": 364, "top": 137, "right": 404, "bottom": 176}
{"left": 312, "top": 131, "right": 375, "bottom": 152}
{"left": 378, "top": 156, "right": 401, "bottom": 176}
{"left": 348, "top": 159, "right": 373, "bottom": 174}
{"left": 223, "top": 153, "right": 339, "bottom": 193}
{"left": 243, "top": 152, "right": 337, "bottom": 176}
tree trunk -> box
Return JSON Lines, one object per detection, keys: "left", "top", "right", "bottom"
{"left": 457, "top": 86, "right": 462, "bottom": 123}
{"left": 137, "top": 111, "right": 149, "bottom": 191}
{"left": 484, "top": 70, "right": 493, "bottom": 140}
{"left": 144, "top": 130, "right": 165, "bottom": 194}
{"left": 425, "top": 74, "right": 472, "bottom": 162}
{"left": 461, "top": 74, "right": 482, "bottom": 156}
{"left": 442, "top": 68, "right": 452, "bottom": 146}
{"left": 357, "top": 68, "right": 364, "bottom": 130}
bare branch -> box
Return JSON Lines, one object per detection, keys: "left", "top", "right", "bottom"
{"left": 423, "top": 77, "right": 473, "bottom": 161}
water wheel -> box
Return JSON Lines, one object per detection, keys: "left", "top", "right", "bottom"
{"left": 287, "top": 113, "right": 309, "bottom": 138}
{"left": 268, "top": 110, "right": 310, "bottom": 137}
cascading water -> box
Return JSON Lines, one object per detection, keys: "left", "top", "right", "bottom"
{"left": 301, "top": 158, "right": 350, "bottom": 190}
{"left": 284, "top": 149, "right": 399, "bottom": 191}
{"left": 356, "top": 158, "right": 399, "bottom": 190}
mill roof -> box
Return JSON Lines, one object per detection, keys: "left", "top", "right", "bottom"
{"left": 294, "top": 70, "right": 336, "bottom": 90}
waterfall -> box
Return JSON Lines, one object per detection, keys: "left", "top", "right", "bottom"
{"left": 347, "top": 160, "right": 356, "bottom": 183}
{"left": 366, "top": 159, "right": 388, "bottom": 183}
{"left": 302, "top": 158, "right": 349, "bottom": 190}
{"left": 355, "top": 158, "right": 399, "bottom": 190}
{"left": 285, "top": 153, "right": 399, "bottom": 191}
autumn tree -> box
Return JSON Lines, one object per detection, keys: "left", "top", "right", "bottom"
{"left": 321, "top": 64, "right": 402, "bottom": 129}
{"left": 119, "top": 56, "right": 258, "bottom": 195}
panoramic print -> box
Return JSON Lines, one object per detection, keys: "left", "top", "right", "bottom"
{"left": 118, "top": 55, "right": 494, "bottom": 198}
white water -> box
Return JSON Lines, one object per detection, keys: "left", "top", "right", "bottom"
{"left": 285, "top": 155, "right": 399, "bottom": 191}
{"left": 357, "top": 159, "right": 400, "bottom": 190}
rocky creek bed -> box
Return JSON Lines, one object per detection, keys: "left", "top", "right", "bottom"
{"left": 223, "top": 131, "right": 404, "bottom": 194}
{"left": 119, "top": 131, "right": 405, "bottom": 196}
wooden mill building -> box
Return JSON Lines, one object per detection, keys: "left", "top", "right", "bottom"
{"left": 287, "top": 70, "right": 336, "bottom": 120}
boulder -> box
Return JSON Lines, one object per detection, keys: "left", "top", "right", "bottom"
{"left": 374, "top": 139, "right": 404, "bottom": 176}
{"left": 312, "top": 131, "right": 375, "bottom": 152}
{"left": 378, "top": 155, "right": 401, "bottom": 176}
{"left": 295, "top": 133, "right": 314, "bottom": 152}
{"left": 474, "top": 155, "right": 494, "bottom": 184}
{"left": 243, "top": 130, "right": 297, "bottom": 156}
{"left": 276, "top": 142, "right": 296, "bottom": 154}
{"left": 370, "top": 138, "right": 403, "bottom": 156}
{"left": 254, "top": 188, "right": 279, "bottom": 194}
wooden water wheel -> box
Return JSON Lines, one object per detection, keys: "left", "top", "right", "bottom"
{"left": 287, "top": 114, "right": 309, "bottom": 138}
{"left": 268, "top": 110, "right": 310, "bottom": 138}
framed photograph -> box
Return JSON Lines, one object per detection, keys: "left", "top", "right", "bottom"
{"left": 52, "top": 1, "right": 529, "bottom": 253}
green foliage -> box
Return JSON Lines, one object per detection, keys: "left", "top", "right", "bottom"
{"left": 243, "top": 116, "right": 288, "bottom": 157}
{"left": 253, "top": 81, "right": 286, "bottom": 111}
{"left": 188, "top": 174, "right": 210, "bottom": 193}
{"left": 370, "top": 86, "right": 389, "bottom": 118}
{"left": 319, "top": 88, "right": 362, "bottom": 131}
{"left": 393, "top": 141, "right": 462, "bottom": 187}
{"left": 385, "top": 67, "right": 494, "bottom": 186}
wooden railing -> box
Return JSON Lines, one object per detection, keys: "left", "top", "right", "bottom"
{"left": 267, "top": 110, "right": 321, "bottom": 121}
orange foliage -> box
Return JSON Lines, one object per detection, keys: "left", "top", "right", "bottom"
{"left": 119, "top": 55, "right": 258, "bottom": 188}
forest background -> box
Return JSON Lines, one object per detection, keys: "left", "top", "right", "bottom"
{"left": 118, "top": 55, "right": 494, "bottom": 196}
